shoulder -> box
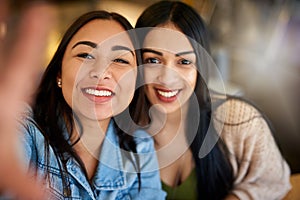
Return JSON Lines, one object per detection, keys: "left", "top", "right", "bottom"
{"left": 213, "top": 97, "right": 263, "bottom": 126}
{"left": 18, "top": 104, "right": 39, "bottom": 136}
{"left": 212, "top": 97, "right": 274, "bottom": 142}
{"left": 133, "top": 129, "right": 155, "bottom": 154}
{"left": 131, "top": 129, "right": 160, "bottom": 175}
{"left": 19, "top": 111, "right": 44, "bottom": 142}
{"left": 17, "top": 104, "right": 50, "bottom": 158}
{"left": 16, "top": 105, "right": 48, "bottom": 167}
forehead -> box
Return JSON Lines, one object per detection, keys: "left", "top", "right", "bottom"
{"left": 69, "top": 19, "right": 133, "bottom": 48}
{"left": 143, "top": 26, "right": 193, "bottom": 53}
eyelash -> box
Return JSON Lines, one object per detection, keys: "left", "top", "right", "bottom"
{"left": 113, "top": 58, "right": 129, "bottom": 64}
{"left": 143, "top": 57, "right": 160, "bottom": 64}
{"left": 143, "top": 57, "right": 192, "bottom": 65}
{"left": 77, "top": 53, "right": 130, "bottom": 65}
{"left": 77, "top": 53, "right": 95, "bottom": 60}
{"left": 179, "top": 59, "right": 192, "bottom": 65}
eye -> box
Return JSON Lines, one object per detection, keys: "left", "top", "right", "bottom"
{"left": 77, "top": 53, "right": 95, "bottom": 60}
{"left": 113, "top": 58, "right": 129, "bottom": 64}
{"left": 178, "top": 59, "right": 192, "bottom": 65}
{"left": 143, "top": 57, "right": 160, "bottom": 64}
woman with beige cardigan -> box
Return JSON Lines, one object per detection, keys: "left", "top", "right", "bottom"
{"left": 131, "top": 1, "right": 291, "bottom": 199}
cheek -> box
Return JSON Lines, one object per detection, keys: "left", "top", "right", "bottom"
{"left": 61, "top": 76, "right": 76, "bottom": 108}
{"left": 61, "top": 58, "right": 88, "bottom": 87}
{"left": 144, "top": 85, "right": 151, "bottom": 93}
{"left": 61, "top": 61, "right": 82, "bottom": 105}
{"left": 112, "top": 69, "right": 137, "bottom": 114}
{"left": 62, "top": 71, "right": 77, "bottom": 94}
{"left": 117, "top": 68, "right": 137, "bottom": 95}
{"left": 143, "top": 68, "right": 158, "bottom": 84}
{"left": 184, "top": 69, "right": 197, "bottom": 90}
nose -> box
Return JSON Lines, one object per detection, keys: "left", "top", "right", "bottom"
{"left": 89, "top": 63, "right": 112, "bottom": 80}
{"left": 157, "top": 62, "right": 179, "bottom": 85}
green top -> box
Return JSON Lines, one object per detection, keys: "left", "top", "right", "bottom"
{"left": 162, "top": 169, "right": 197, "bottom": 200}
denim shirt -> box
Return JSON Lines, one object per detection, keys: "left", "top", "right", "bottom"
{"left": 17, "top": 116, "right": 166, "bottom": 200}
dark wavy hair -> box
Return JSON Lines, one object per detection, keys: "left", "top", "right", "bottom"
{"left": 132, "top": 1, "right": 234, "bottom": 199}
{"left": 32, "top": 10, "right": 140, "bottom": 196}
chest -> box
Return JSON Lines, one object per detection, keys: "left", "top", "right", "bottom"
{"left": 160, "top": 149, "right": 195, "bottom": 187}
{"left": 36, "top": 159, "right": 132, "bottom": 200}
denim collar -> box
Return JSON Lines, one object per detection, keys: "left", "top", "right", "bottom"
{"left": 66, "top": 120, "right": 127, "bottom": 194}
{"left": 92, "top": 120, "right": 127, "bottom": 190}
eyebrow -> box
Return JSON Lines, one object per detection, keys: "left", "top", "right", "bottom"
{"left": 141, "top": 48, "right": 163, "bottom": 56}
{"left": 142, "top": 48, "right": 194, "bottom": 57}
{"left": 175, "top": 51, "right": 195, "bottom": 57}
{"left": 72, "top": 41, "right": 97, "bottom": 49}
{"left": 111, "top": 45, "right": 134, "bottom": 56}
{"left": 72, "top": 41, "right": 134, "bottom": 56}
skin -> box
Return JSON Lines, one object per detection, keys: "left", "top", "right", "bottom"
{"left": 0, "top": 2, "right": 56, "bottom": 199}
{"left": 58, "top": 19, "right": 137, "bottom": 179}
{"left": 142, "top": 24, "right": 197, "bottom": 114}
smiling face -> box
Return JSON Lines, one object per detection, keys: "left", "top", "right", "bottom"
{"left": 60, "top": 19, "right": 136, "bottom": 123}
{"left": 142, "top": 24, "right": 197, "bottom": 114}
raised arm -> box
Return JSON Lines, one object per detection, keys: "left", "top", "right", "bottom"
{"left": 0, "top": 2, "right": 56, "bottom": 198}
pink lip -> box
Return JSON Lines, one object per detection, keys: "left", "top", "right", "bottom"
{"left": 82, "top": 87, "right": 115, "bottom": 104}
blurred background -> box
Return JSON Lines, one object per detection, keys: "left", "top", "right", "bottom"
{"left": 6, "top": 0, "right": 300, "bottom": 173}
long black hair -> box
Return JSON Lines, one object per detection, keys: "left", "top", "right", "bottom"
{"left": 133, "top": 1, "right": 234, "bottom": 199}
{"left": 33, "top": 10, "right": 140, "bottom": 195}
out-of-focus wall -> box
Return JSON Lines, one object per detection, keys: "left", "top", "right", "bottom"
{"left": 208, "top": 0, "right": 300, "bottom": 173}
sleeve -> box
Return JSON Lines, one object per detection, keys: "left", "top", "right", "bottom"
{"left": 0, "top": 108, "right": 36, "bottom": 199}
{"left": 216, "top": 100, "right": 291, "bottom": 200}
{"left": 16, "top": 103, "right": 46, "bottom": 174}
{"left": 17, "top": 116, "right": 38, "bottom": 171}
{"left": 128, "top": 129, "right": 166, "bottom": 200}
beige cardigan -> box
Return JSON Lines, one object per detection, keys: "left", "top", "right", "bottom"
{"left": 213, "top": 99, "right": 291, "bottom": 200}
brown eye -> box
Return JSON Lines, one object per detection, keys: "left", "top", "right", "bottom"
{"left": 113, "top": 58, "right": 129, "bottom": 64}
{"left": 77, "top": 53, "right": 95, "bottom": 60}
{"left": 179, "top": 59, "right": 192, "bottom": 65}
{"left": 143, "top": 57, "right": 160, "bottom": 64}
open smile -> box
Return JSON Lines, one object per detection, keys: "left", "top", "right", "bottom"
{"left": 82, "top": 87, "right": 115, "bottom": 103}
{"left": 157, "top": 89, "right": 179, "bottom": 98}
{"left": 84, "top": 88, "right": 114, "bottom": 96}
{"left": 155, "top": 88, "right": 180, "bottom": 102}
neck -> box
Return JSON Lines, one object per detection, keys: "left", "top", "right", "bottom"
{"left": 147, "top": 103, "right": 196, "bottom": 187}
{"left": 70, "top": 117, "right": 111, "bottom": 180}
{"left": 73, "top": 117, "right": 110, "bottom": 155}
{"left": 147, "top": 102, "right": 191, "bottom": 168}
{"left": 149, "top": 102, "right": 189, "bottom": 143}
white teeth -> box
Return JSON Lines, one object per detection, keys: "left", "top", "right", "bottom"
{"left": 157, "top": 90, "right": 179, "bottom": 98}
{"left": 85, "top": 88, "right": 112, "bottom": 96}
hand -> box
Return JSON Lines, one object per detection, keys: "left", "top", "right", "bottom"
{"left": 0, "top": 1, "right": 56, "bottom": 199}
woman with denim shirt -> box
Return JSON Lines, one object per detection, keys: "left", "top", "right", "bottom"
{"left": 13, "top": 10, "right": 165, "bottom": 200}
